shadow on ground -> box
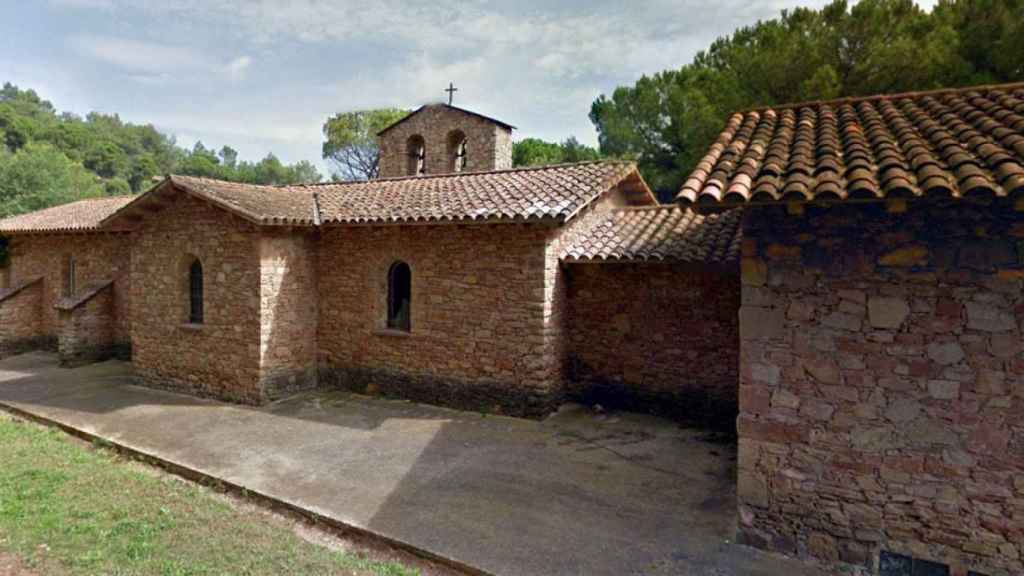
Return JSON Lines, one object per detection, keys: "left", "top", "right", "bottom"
{"left": 0, "top": 352, "right": 825, "bottom": 576}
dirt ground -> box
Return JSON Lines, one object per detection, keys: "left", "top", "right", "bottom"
{"left": 0, "top": 552, "right": 37, "bottom": 576}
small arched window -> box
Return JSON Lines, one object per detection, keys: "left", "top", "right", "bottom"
{"left": 387, "top": 261, "right": 411, "bottom": 331}
{"left": 448, "top": 130, "right": 467, "bottom": 172}
{"left": 188, "top": 259, "right": 204, "bottom": 324}
{"left": 406, "top": 135, "right": 426, "bottom": 176}
{"left": 62, "top": 255, "right": 76, "bottom": 297}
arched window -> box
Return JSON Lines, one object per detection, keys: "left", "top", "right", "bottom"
{"left": 448, "top": 130, "right": 467, "bottom": 172}
{"left": 387, "top": 261, "right": 411, "bottom": 331}
{"left": 62, "top": 255, "right": 76, "bottom": 297}
{"left": 188, "top": 259, "right": 204, "bottom": 324}
{"left": 406, "top": 135, "right": 426, "bottom": 176}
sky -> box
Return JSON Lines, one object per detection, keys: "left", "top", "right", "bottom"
{"left": 0, "top": 0, "right": 938, "bottom": 175}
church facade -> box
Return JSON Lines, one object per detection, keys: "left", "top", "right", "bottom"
{"left": 2, "top": 83, "right": 1024, "bottom": 575}
{"left": 0, "top": 103, "right": 740, "bottom": 420}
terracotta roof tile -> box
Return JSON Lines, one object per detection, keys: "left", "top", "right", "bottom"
{"left": 0, "top": 197, "right": 135, "bottom": 234}
{"left": 313, "top": 161, "right": 646, "bottom": 225}
{"left": 677, "top": 82, "right": 1024, "bottom": 208}
{"left": 167, "top": 175, "right": 317, "bottom": 225}
{"left": 99, "top": 161, "right": 652, "bottom": 229}
{"left": 562, "top": 205, "right": 742, "bottom": 263}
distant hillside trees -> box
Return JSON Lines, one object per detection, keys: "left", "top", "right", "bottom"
{"left": 512, "top": 137, "right": 601, "bottom": 167}
{"left": 0, "top": 142, "right": 102, "bottom": 216}
{"left": 0, "top": 82, "right": 322, "bottom": 219}
{"left": 590, "top": 0, "right": 1024, "bottom": 200}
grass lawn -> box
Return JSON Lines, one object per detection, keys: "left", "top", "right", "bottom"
{"left": 0, "top": 415, "right": 418, "bottom": 576}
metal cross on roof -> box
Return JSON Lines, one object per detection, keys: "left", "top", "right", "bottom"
{"left": 445, "top": 82, "right": 458, "bottom": 106}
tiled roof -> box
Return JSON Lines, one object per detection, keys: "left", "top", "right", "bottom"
{"left": 314, "top": 161, "right": 650, "bottom": 224}
{"left": 677, "top": 82, "right": 1024, "bottom": 208}
{"left": 0, "top": 197, "right": 135, "bottom": 234}
{"left": 166, "top": 175, "right": 318, "bottom": 225}
{"left": 561, "top": 205, "right": 742, "bottom": 263}
{"left": 100, "top": 161, "right": 653, "bottom": 228}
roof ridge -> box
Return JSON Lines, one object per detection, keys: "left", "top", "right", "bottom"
{"left": 49, "top": 195, "right": 137, "bottom": 205}
{"left": 611, "top": 204, "right": 677, "bottom": 213}
{"left": 741, "top": 80, "right": 1024, "bottom": 115}
{"left": 294, "top": 159, "right": 635, "bottom": 188}
{"left": 168, "top": 161, "right": 636, "bottom": 191}
{"left": 376, "top": 103, "right": 516, "bottom": 136}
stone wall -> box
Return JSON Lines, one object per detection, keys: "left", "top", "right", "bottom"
{"left": 317, "top": 222, "right": 560, "bottom": 417}
{"left": 565, "top": 262, "right": 740, "bottom": 425}
{"left": 130, "top": 194, "right": 264, "bottom": 404}
{"left": 0, "top": 279, "right": 47, "bottom": 357}
{"left": 378, "top": 104, "right": 513, "bottom": 178}
{"left": 56, "top": 282, "right": 116, "bottom": 366}
{"left": 7, "top": 233, "right": 131, "bottom": 346}
{"left": 259, "top": 231, "right": 319, "bottom": 398}
{"left": 737, "top": 202, "right": 1024, "bottom": 576}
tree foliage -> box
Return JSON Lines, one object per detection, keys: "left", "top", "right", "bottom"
{"left": 512, "top": 137, "right": 601, "bottom": 167}
{"left": 0, "top": 142, "right": 102, "bottom": 217}
{"left": 590, "top": 0, "right": 1024, "bottom": 201}
{"left": 322, "top": 109, "right": 409, "bottom": 181}
{"left": 0, "top": 82, "right": 322, "bottom": 220}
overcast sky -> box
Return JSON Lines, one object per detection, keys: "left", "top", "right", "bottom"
{"left": 1, "top": 0, "right": 938, "bottom": 175}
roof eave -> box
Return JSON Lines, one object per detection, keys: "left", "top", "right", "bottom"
{"left": 561, "top": 163, "right": 656, "bottom": 226}
{"left": 100, "top": 177, "right": 316, "bottom": 229}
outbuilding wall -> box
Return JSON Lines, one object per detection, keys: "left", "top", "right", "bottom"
{"left": 737, "top": 202, "right": 1024, "bottom": 575}
{"left": 317, "top": 223, "right": 560, "bottom": 417}
{"left": 130, "top": 194, "right": 264, "bottom": 404}
{"left": 0, "top": 279, "right": 44, "bottom": 357}
{"left": 7, "top": 233, "right": 131, "bottom": 348}
{"left": 565, "top": 262, "right": 740, "bottom": 424}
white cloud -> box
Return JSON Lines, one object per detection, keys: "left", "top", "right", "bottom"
{"left": 48, "top": 0, "right": 114, "bottom": 9}
{"left": 16, "top": 0, "right": 950, "bottom": 178}
{"left": 226, "top": 55, "right": 252, "bottom": 80}
{"left": 69, "top": 35, "right": 206, "bottom": 73}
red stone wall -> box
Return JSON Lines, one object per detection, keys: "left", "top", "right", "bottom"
{"left": 130, "top": 194, "right": 263, "bottom": 403}
{"left": 57, "top": 285, "right": 114, "bottom": 366}
{"left": 737, "top": 202, "right": 1024, "bottom": 575}
{"left": 0, "top": 279, "right": 45, "bottom": 356}
{"left": 259, "top": 231, "right": 319, "bottom": 397}
{"left": 565, "top": 262, "right": 740, "bottom": 424}
{"left": 317, "top": 223, "right": 559, "bottom": 416}
{"left": 377, "top": 106, "right": 513, "bottom": 178}
{"left": 7, "top": 233, "right": 131, "bottom": 345}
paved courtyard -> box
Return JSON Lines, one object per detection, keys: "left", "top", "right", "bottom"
{"left": 0, "top": 352, "right": 825, "bottom": 576}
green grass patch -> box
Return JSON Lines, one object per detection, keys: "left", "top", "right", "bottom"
{"left": 0, "top": 416, "right": 418, "bottom": 576}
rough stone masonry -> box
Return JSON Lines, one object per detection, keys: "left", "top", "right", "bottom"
{"left": 737, "top": 201, "right": 1024, "bottom": 576}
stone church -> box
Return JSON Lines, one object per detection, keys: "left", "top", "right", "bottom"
{"left": 2, "top": 83, "right": 1023, "bottom": 576}
{"left": 0, "top": 102, "right": 739, "bottom": 421}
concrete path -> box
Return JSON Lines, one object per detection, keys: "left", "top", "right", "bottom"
{"left": 0, "top": 352, "right": 825, "bottom": 576}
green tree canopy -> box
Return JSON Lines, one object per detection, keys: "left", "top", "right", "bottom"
{"left": 0, "top": 143, "right": 102, "bottom": 217}
{"left": 512, "top": 137, "right": 601, "bottom": 167}
{"left": 322, "top": 108, "right": 409, "bottom": 181}
{"left": 0, "top": 81, "right": 322, "bottom": 205}
{"left": 590, "top": 0, "right": 1024, "bottom": 201}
